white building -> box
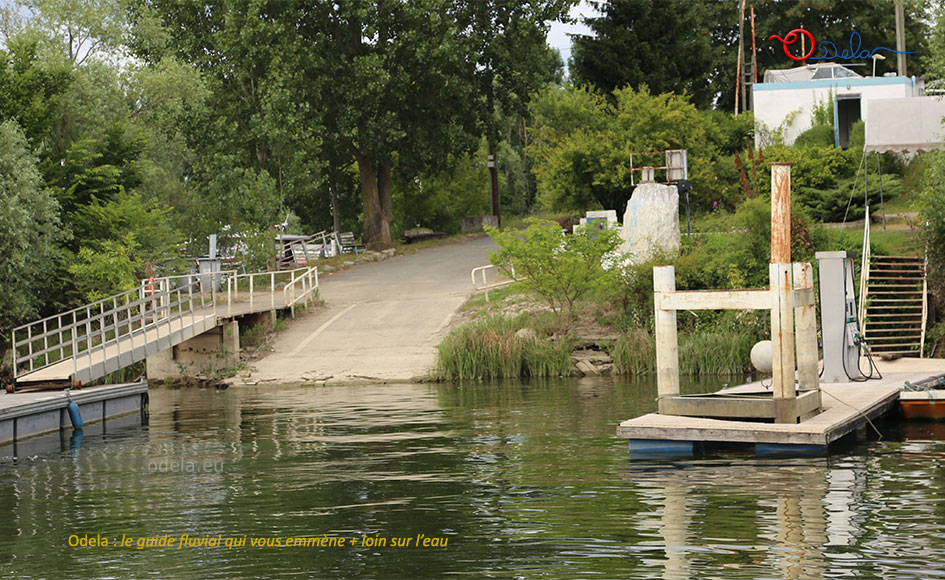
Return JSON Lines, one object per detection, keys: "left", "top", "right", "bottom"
{"left": 753, "top": 63, "right": 923, "bottom": 149}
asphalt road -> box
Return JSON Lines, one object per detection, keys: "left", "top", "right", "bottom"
{"left": 237, "top": 236, "right": 496, "bottom": 384}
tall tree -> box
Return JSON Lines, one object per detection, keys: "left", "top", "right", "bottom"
{"left": 456, "top": 0, "right": 576, "bottom": 223}
{"left": 571, "top": 0, "right": 929, "bottom": 111}
{"left": 0, "top": 120, "right": 67, "bottom": 338}
{"left": 571, "top": 0, "right": 719, "bottom": 109}
{"left": 137, "top": 0, "right": 325, "bottom": 242}
{"left": 298, "top": 1, "right": 479, "bottom": 247}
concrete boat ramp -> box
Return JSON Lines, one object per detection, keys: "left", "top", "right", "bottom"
{"left": 619, "top": 358, "right": 945, "bottom": 456}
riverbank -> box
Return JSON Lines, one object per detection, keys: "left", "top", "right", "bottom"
{"left": 434, "top": 287, "right": 762, "bottom": 381}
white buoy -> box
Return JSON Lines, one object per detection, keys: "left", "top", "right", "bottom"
{"left": 750, "top": 340, "right": 773, "bottom": 374}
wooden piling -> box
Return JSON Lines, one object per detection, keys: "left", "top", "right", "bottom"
{"left": 770, "top": 163, "right": 796, "bottom": 423}
{"left": 770, "top": 163, "right": 792, "bottom": 264}
{"left": 654, "top": 266, "right": 679, "bottom": 398}
{"left": 793, "top": 262, "right": 819, "bottom": 391}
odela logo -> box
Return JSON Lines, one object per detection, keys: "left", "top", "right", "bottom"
{"left": 768, "top": 29, "right": 916, "bottom": 62}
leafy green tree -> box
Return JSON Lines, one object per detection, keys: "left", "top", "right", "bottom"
{"left": 0, "top": 38, "right": 71, "bottom": 147}
{"left": 0, "top": 120, "right": 67, "bottom": 339}
{"left": 457, "top": 0, "right": 575, "bottom": 223}
{"left": 529, "top": 85, "right": 730, "bottom": 213}
{"left": 919, "top": 150, "right": 945, "bottom": 318}
{"left": 487, "top": 218, "right": 621, "bottom": 334}
{"left": 11, "top": 0, "right": 129, "bottom": 66}
{"left": 138, "top": 0, "right": 325, "bottom": 239}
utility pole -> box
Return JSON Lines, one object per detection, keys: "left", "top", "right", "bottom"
{"left": 895, "top": 1, "right": 907, "bottom": 77}
{"left": 750, "top": 4, "right": 757, "bottom": 112}
{"left": 735, "top": 0, "right": 745, "bottom": 114}
{"left": 488, "top": 151, "right": 500, "bottom": 226}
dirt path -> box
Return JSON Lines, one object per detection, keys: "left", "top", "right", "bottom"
{"left": 235, "top": 236, "right": 496, "bottom": 385}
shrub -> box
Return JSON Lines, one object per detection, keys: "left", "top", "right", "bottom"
{"left": 487, "top": 218, "right": 621, "bottom": 334}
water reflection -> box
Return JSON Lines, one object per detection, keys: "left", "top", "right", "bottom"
{"left": 0, "top": 379, "right": 943, "bottom": 579}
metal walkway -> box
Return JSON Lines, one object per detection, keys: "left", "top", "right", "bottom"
{"left": 11, "top": 267, "right": 318, "bottom": 389}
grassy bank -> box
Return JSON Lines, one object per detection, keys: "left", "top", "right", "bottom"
{"left": 435, "top": 311, "right": 761, "bottom": 381}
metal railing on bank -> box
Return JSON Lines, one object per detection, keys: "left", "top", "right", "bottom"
{"left": 12, "top": 266, "right": 319, "bottom": 384}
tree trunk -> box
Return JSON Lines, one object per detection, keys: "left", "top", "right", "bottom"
{"left": 379, "top": 158, "right": 393, "bottom": 237}
{"left": 355, "top": 150, "right": 392, "bottom": 248}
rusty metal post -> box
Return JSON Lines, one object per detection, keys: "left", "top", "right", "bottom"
{"left": 770, "top": 163, "right": 797, "bottom": 423}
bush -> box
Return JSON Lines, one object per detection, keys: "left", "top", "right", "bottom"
{"left": 919, "top": 151, "right": 945, "bottom": 315}
{"left": 487, "top": 218, "right": 621, "bottom": 334}
{"left": 794, "top": 125, "right": 835, "bottom": 148}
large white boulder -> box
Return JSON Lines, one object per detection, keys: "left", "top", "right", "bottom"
{"left": 619, "top": 182, "right": 680, "bottom": 263}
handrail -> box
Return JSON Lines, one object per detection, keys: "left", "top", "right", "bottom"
{"left": 12, "top": 272, "right": 215, "bottom": 381}
{"left": 12, "top": 264, "right": 320, "bottom": 384}
{"left": 283, "top": 266, "right": 319, "bottom": 316}
{"left": 223, "top": 266, "right": 317, "bottom": 317}
{"left": 471, "top": 264, "right": 517, "bottom": 302}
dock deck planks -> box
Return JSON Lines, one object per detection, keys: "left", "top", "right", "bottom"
{"left": 618, "top": 373, "right": 919, "bottom": 447}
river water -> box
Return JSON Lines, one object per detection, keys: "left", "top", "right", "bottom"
{"left": 1, "top": 378, "right": 944, "bottom": 579}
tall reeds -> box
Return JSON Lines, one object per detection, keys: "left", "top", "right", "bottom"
{"left": 610, "top": 328, "right": 758, "bottom": 377}
{"left": 435, "top": 314, "right": 573, "bottom": 380}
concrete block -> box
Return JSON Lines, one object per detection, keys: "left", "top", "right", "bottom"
{"left": 620, "top": 182, "right": 680, "bottom": 263}
{"left": 462, "top": 216, "right": 499, "bottom": 233}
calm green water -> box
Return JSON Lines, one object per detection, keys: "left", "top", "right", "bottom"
{"left": 1, "top": 378, "right": 944, "bottom": 579}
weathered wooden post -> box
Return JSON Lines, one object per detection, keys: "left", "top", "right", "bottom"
{"left": 770, "top": 163, "right": 797, "bottom": 423}
{"left": 653, "top": 265, "right": 680, "bottom": 398}
{"left": 793, "top": 262, "right": 820, "bottom": 391}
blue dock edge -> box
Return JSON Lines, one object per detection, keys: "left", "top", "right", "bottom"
{"left": 628, "top": 439, "right": 693, "bottom": 457}
{"left": 629, "top": 439, "right": 829, "bottom": 459}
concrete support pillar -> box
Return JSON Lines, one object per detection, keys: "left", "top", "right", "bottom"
{"left": 146, "top": 320, "right": 240, "bottom": 380}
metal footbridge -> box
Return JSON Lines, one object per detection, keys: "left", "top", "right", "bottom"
{"left": 10, "top": 267, "right": 319, "bottom": 390}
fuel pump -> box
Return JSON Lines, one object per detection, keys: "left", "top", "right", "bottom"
{"left": 816, "top": 251, "right": 865, "bottom": 382}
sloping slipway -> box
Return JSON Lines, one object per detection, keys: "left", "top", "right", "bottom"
{"left": 237, "top": 236, "right": 497, "bottom": 385}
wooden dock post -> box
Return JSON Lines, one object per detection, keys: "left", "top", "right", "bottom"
{"left": 654, "top": 266, "right": 680, "bottom": 398}
{"left": 770, "top": 162, "right": 796, "bottom": 423}
{"left": 793, "top": 262, "right": 819, "bottom": 391}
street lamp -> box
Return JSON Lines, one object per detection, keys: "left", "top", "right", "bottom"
{"left": 872, "top": 53, "right": 886, "bottom": 77}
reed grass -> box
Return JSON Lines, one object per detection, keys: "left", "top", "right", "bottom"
{"left": 610, "top": 327, "right": 759, "bottom": 377}
{"left": 435, "top": 314, "right": 573, "bottom": 380}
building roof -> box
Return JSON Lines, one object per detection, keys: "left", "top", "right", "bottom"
{"left": 763, "top": 63, "right": 862, "bottom": 83}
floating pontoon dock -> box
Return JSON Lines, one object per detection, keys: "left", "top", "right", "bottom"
{"left": 619, "top": 359, "right": 945, "bottom": 454}
{"left": 0, "top": 381, "right": 148, "bottom": 445}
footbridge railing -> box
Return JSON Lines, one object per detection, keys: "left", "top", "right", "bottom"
{"left": 11, "top": 265, "right": 319, "bottom": 387}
